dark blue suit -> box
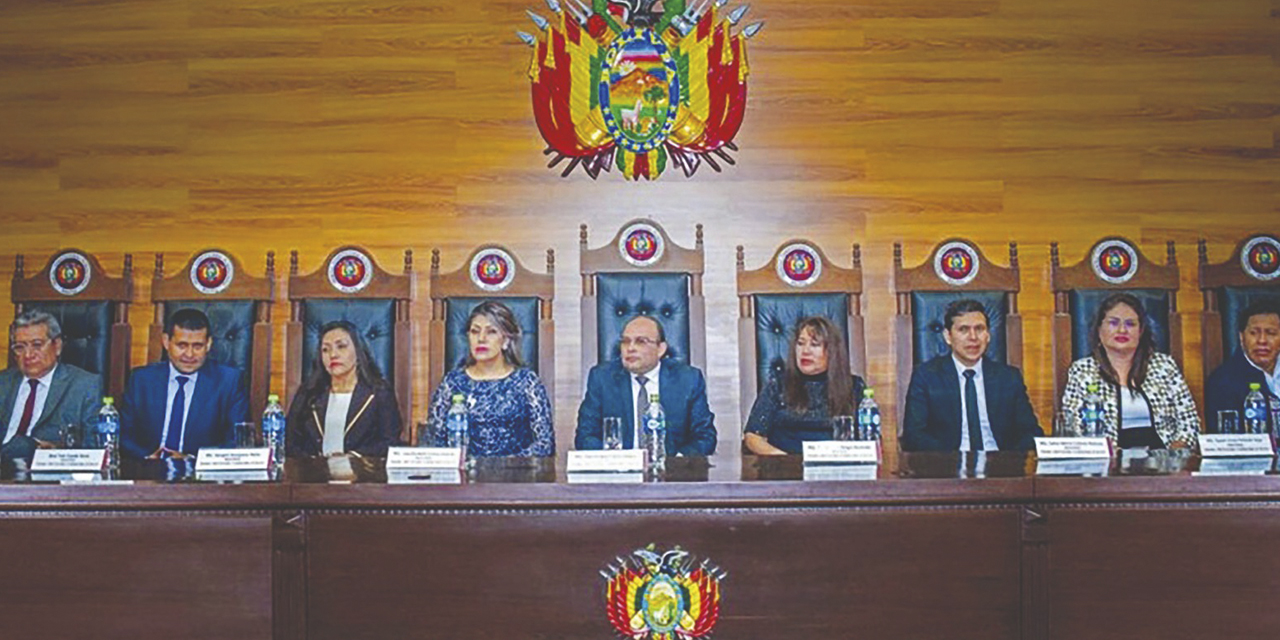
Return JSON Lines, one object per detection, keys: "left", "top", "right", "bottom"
{"left": 575, "top": 358, "right": 717, "bottom": 456}
{"left": 1206, "top": 350, "right": 1278, "bottom": 432}
{"left": 120, "top": 361, "right": 249, "bottom": 458}
{"left": 901, "top": 355, "right": 1042, "bottom": 452}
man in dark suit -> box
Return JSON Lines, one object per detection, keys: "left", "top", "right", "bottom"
{"left": 120, "top": 308, "right": 248, "bottom": 459}
{"left": 901, "top": 299, "right": 1042, "bottom": 452}
{"left": 575, "top": 315, "right": 717, "bottom": 456}
{"left": 1, "top": 311, "right": 102, "bottom": 462}
{"left": 1206, "top": 300, "right": 1280, "bottom": 432}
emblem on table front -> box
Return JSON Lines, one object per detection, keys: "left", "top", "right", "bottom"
{"left": 602, "top": 544, "right": 724, "bottom": 640}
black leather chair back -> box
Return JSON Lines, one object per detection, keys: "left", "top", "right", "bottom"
{"left": 1219, "top": 286, "right": 1280, "bottom": 358}
{"left": 160, "top": 301, "right": 256, "bottom": 374}
{"left": 1068, "top": 289, "right": 1171, "bottom": 360}
{"left": 596, "top": 273, "right": 690, "bottom": 364}
{"left": 443, "top": 297, "right": 542, "bottom": 374}
{"left": 752, "top": 293, "right": 849, "bottom": 388}
{"left": 27, "top": 301, "right": 112, "bottom": 376}
{"left": 910, "top": 291, "right": 1008, "bottom": 365}
{"left": 300, "top": 299, "right": 396, "bottom": 383}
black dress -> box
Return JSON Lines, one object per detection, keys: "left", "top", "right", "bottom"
{"left": 744, "top": 372, "right": 866, "bottom": 454}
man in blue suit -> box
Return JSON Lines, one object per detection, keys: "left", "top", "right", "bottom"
{"left": 901, "top": 299, "right": 1042, "bottom": 452}
{"left": 120, "top": 308, "right": 248, "bottom": 459}
{"left": 575, "top": 315, "right": 717, "bottom": 456}
{"left": 1206, "top": 300, "right": 1280, "bottom": 432}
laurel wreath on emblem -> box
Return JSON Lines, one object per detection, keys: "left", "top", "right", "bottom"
{"left": 470, "top": 248, "right": 516, "bottom": 292}
{"left": 190, "top": 251, "right": 235, "bottom": 295}
{"left": 933, "top": 242, "right": 980, "bottom": 287}
{"left": 775, "top": 243, "right": 822, "bottom": 288}
{"left": 49, "top": 252, "right": 92, "bottom": 296}
{"left": 1241, "top": 236, "right": 1280, "bottom": 282}
{"left": 619, "top": 223, "right": 665, "bottom": 267}
{"left": 327, "top": 249, "right": 374, "bottom": 294}
{"left": 602, "top": 544, "right": 724, "bottom": 640}
{"left": 1091, "top": 240, "right": 1138, "bottom": 285}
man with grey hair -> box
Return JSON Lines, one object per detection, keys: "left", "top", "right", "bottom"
{"left": 1, "top": 310, "right": 102, "bottom": 462}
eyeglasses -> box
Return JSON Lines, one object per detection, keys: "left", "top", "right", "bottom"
{"left": 620, "top": 336, "right": 659, "bottom": 348}
{"left": 11, "top": 340, "right": 51, "bottom": 355}
{"left": 1104, "top": 317, "right": 1139, "bottom": 331}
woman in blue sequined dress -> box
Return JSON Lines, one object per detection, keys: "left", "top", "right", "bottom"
{"left": 427, "top": 301, "right": 554, "bottom": 457}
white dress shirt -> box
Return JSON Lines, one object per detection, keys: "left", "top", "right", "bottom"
{"left": 3, "top": 364, "right": 58, "bottom": 445}
{"left": 158, "top": 365, "right": 198, "bottom": 452}
{"left": 952, "top": 355, "right": 998, "bottom": 451}
{"left": 323, "top": 392, "right": 354, "bottom": 455}
{"left": 629, "top": 360, "right": 662, "bottom": 448}
{"left": 1246, "top": 357, "right": 1280, "bottom": 400}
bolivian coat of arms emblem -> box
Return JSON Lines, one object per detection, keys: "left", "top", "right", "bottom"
{"left": 522, "top": 0, "right": 763, "bottom": 180}
{"left": 602, "top": 544, "right": 725, "bottom": 639}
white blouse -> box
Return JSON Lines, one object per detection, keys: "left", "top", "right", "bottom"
{"left": 323, "top": 392, "right": 353, "bottom": 455}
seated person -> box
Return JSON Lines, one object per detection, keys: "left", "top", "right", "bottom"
{"left": 901, "top": 299, "right": 1041, "bottom": 452}
{"left": 120, "top": 308, "right": 248, "bottom": 459}
{"left": 426, "top": 301, "right": 554, "bottom": 457}
{"left": 1060, "top": 292, "right": 1199, "bottom": 448}
{"left": 575, "top": 315, "right": 717, "bottom": 456}
{"left": 744, "top": 316, "right": 866, "bottom": 455}
{"left": 1206, "top": 300, "right": 1280, "bottom": 432}
{"left": 1, "top": 310, "right": 102, "bottom": 462}
{"left": 287, "top": 320, "right": 403, "bottom": 457}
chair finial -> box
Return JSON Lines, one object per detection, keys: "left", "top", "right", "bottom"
{"left": 1050, "top": 242, "right": 1060, "bottom": 268}
{"left": 696, "top": 224, "right": 704, "bottom": 249}
{"left": 430, "top": 249, "right": 440, "bottom": 275}
{"left": 1009, "top": 242, "right": 1019, "bottom": 270}
{"left": 123, "top": 253, "right": 133, "bottom": 278}
{"left": 266, "top": 251, "right": 276, "bottom": 278}
{"left": 546, "top": 248, "right": 555, "bottom": 274}
{"left": 404, "top": 249, "right": 413, "bottom": 274}
{"left": 735, "top": 245, "right": 744, "bottom": 271}
{"left": 580, "top": 223, "right": 589, "bottom": 248}
{"left": 893, "top": 243, "right": 903, "bottom": 269}
{"left": 1197, "top": 239, "right": 1208, "bottom": 265}
{"left": 153, "top": 253, "right": 164, "bottom": 281}
{"left": 1166, "top": 240, "right": 1177, "bottom": 266}
{"left": 853, "top": 244, "right": 862, "bottom": 269}
{"left": 14, "top": 254, "right": 23, "bottom": 279}
{"left": 290, "top": 251, "right": 299, "bottom": 276}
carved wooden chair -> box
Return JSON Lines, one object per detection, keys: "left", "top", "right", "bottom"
{"left": 1198, "top": 234, "right": 1280, "bottom": 379}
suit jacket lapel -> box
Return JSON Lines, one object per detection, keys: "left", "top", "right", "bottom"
{"left": 310, "top": 392, "right": 330, "bottom": 443}
{"left": 940, "top": 359, "right": 963, "bottom": 447}
{"left": 343, "top": 383, "right": 376, "bottom": 446}
{"left": 615, "top": 362, "right": 636, "bottom": 448}
{"left": 148, "top": 366, "right": 170, "bottom": 444}
{"left": 33, "top": 365, "right": 72, "bottom": 431}
{"left": 982, "top": 360, "right": 1006, "bottom": 448}
{"left": 188, "top": 366, "right": 214, "bottom": 438}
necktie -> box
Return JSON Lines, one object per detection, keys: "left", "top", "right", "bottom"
{"left": 165, "top": 376, "right": 190, "bottom": 451}
{"left": 635, "top": 375, "right": 649, "bottom": 450}
{"left": 964, "top": 369, "right": 983, "bottom": 452}
{"left": 16, "top": 379, "right": 39, "bottom": 437}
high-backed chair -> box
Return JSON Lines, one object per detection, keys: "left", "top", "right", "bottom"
{"left": 429, "top": 245, "right": 555, "bottom": 401}
{"left": 892, "top": 239, "right": 1023, "bottom": 418}
{"left": 149, "top": 250, "right": 276, "bottom": 420}
{"left": 286, "top": 246, "right": 414, "bottom": 441}
{"left": 579, "top": 219, "right": 706, "bottom": 380}
{"left": 1050, "top": 237, "right": 1182, "bottom": 402}
{"left": 1198, "top": 234, "right": 1280, "bottom": 379}
{"left": 736, "top": 240, "right": 865, "bottom": 421}
{"left": 11, "top": 250, "right": 133, "bottom": 398}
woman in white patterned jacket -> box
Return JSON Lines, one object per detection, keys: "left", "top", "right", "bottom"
{"left": 1060, "top": 292, "right": 1200, "bottom": 449}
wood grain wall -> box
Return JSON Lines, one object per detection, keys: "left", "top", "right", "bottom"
{"left": 1, "top": 0, "right": 1276, "bottom": 457}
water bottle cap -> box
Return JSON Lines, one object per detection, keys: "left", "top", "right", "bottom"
{"left": 268, "top": 394, "right": 279, "bottom": 402}
{"left": 1086, "top": 383, "right": 1099, "bottom": 392}
{"left": 102, "top": 397, "right": 114, "bottom": 405}
{"left": 1250, "top": 383, "right": 1262, "bottom": 391}
{"left": 863, "top": 388, "right": 874, "bottom": 398}
{"left": 452, "top": 393, "right": 466, "bottom": 403}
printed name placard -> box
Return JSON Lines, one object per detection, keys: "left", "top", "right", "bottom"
{"left": 567, "top": 450, "right": 647, "bottom": 473}
{"left": 1195, "top": 457, "right": 1274, "bottom": 476}
{"left": 1034, "top": 437, "right": 1112, "bottom": 460}
{"left": 802, "top": 464, "right": 879, "bottom": 482}
{"left": 566, "top": 471, "right": 646, "bottom": 484}
{"left": 802, "top": 441, "right": 879, "bottom": 465}
{"left": 195, "top": 470, "right": 272, "bottom": 483}
{"left": 386, "top": 447, "right": 463, "bottom": 469}
{"left": 1035, "top": 458, "right": 1111, "bottom": 477}
{"left": 196, "top": 448, "right": 271, "bottom": 471}
{"left": 387, "top": 468, "right": 463, "bottom": 485}
{"left": 1198, "top": 434, "right": 1275, "bottom": 458}
{"left": 31, "top": 449, "right": 106, "bottom": 472}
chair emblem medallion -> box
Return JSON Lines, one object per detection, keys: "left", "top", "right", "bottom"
{"left": 190, "top": 251, "right": 235, "bottom": 295}
{"left": 1091, "top": 240, "right": 1139, "bottom": 284}
{"left": 1242, "top": 236, "right": 1280, "bottom": 282}
{"left": 619, "top": 222, "right": 665, "bottom": 267}
{"left": 328, "top": 249, "right": 373, "bottom": 294}
{"left": 470, "top": 248, "right": 516, "bottom": 292}
{"left": 776, "top": 243, "right": 822, "bottom": 287}
{"left": 50, "top": 252, "right": 92, "bottom": 296}
{"left": 934, "top": 241, "right": 980, "bottom": 286}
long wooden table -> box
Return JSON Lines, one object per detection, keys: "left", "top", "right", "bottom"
{"left": 0, "top": 452, "right": 1278, "bottom": 640}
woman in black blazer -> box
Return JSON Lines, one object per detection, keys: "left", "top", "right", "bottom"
{"left": 286, "top": 320, "right": 402, "bottom": 457}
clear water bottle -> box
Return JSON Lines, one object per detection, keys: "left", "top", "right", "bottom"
{"left": 1243, "top": 383, "right": 1268, "bottom": 435}
{"left": 856, "top": 388, "right": 881, "bottom": 441}
{"left": 642, "top": 392, "right": 667, "bottom": 471}
{"left": 446, "top": 394, "right": 470, "bottom": 468}
{"left": 262, "top": 394, "right": 286, "bottom": 466}
{"left": 1080, "top": 383, "right": 1104, "bottom": 437}
{"left": 96, "top": 397, "right": 120, "bottom": 474}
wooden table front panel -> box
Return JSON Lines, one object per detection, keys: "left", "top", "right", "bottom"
{"left": 307, "top": 505, "right": 1023, "bottom": 640}
{"left": 0, "top": 512, "right": 275, "bottom": 640}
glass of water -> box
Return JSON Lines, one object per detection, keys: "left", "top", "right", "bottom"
{"left": 234, "top": 422, "right": 258, "bottom": 448}
{"left": 831, "top": 415, "right": 856, "bottom": 441}
{"left": 60, "top": 423, "right": 80, "bottom": 448}
{"left": 1217, "top": 410, "right": 1240, "bottom": 435}
{"left": 602, "top": 417, "right": 624, "bottom": 450}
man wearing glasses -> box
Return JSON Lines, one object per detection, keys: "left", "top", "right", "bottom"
{"left": 0, "top": 310, "right": 103, "bottom": 462}
{"left": 575, "top": 315, "right": 717, "bottom": 455}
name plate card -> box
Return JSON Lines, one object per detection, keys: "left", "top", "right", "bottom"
{"left": 1035, "top": 458, "right": 1111, "bottom": 477}
{"left": 567, "top": 450, "right": 646, "bottom": 473}
{"left": 387, "top": 447, "right": 463, "bottom": 469}
{"left": 1195, "top": 457, "right": 1274, "bottom": 476}
{"left": 802, "top": 441, "right": 879, "bottom": 465}
{"left": 566, "top": 471, "right": 646, "bottom": 484}
{"left": 1199, "top": 434, "right": 1275, "bottom": 458}
{"left": 1034, "top": 437, "right": 1112, "bottom": 460}
{"left": 196, "top": 448, "right": 271, "bottom": 471}
{"left": 802, "top": 464, "right": 879, "bottom": 482}
{"left": 195, "top": 470, "right": 272, "bottom": 483}
{"left": 387, "top": 468, "right": 463, "bottom": 485}
{"left": 31, "top": 449, "right": 106, "bottom": 472}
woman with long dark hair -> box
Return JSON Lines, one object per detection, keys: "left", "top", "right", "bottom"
{"left": 1060, "top": 292, "right": 1199, "bottom": 448}
{"left": 427, "top": 301, "right": 554, "bottom": 457}
{"left": 744, "top": 316, "right": 867, "bottom": 455}
{"left": 286, "top": 320, "right": 403, "bottom": 457}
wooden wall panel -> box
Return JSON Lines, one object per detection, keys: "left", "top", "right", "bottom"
{"left": 0, "top": 0, "right": 1275, "bottom": 460}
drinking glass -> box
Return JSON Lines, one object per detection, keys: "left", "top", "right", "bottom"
{"left": 831, "top": 415, "right": 856, "bottom": 441}
{"left": 1217, "top": 410, "right": 1240, "bottom": 435}
{"left": 603, "top": 417, "right": 624, "bottom": 450}
{"left": 234, "top": 421, "right": 258, "bottom": 448}
{"left": 59, "top": 423, "right": 80, "bottom": 448}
